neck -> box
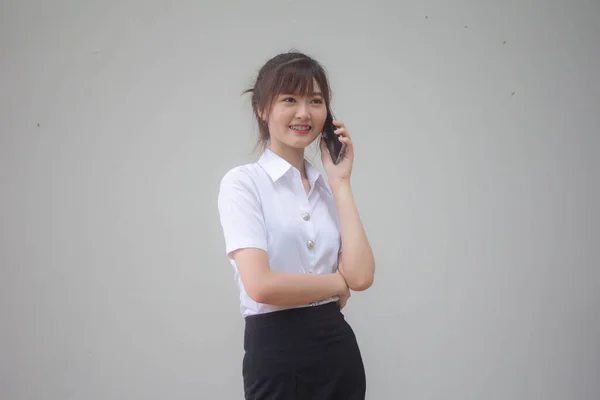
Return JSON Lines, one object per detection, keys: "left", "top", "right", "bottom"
{"left": 269, "top": 143, "right": 307, "bottom": 179}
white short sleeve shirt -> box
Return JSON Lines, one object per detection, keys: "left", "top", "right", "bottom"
{"left": 217, "top": 149, "right": 342, "bottom": 317}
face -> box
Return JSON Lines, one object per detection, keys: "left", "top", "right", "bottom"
{"left": 261, "top": 78, "right": 327, "bottom": 152}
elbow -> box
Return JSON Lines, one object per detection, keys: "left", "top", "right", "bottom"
{"left": 345, "top": 268, "right": 374, "bottom": 291}
{"left": 339, "top": 252, "right": 375, "bottom": 291}
{"left": 348, "top": 274, "right": 374, "bottom": 291}
{"left": 341, "top": 256, "right": 375, "bottom": 291}
{"left": 246, "top": 284, "right": 269, "bottom": 304}
{"left": 244, "top": 275, "right": 275, "bottom": 304}
{"left": 247, "top": 291, "right": 263, "bottom": 304}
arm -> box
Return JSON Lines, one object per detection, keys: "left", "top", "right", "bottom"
{"left": 319, "top": 120, "right": 375, "bottom": 292}
{"left": 218, "top": 169, "right": 348, "bottom": 306}
{"left": 331, "top": 181, "right": 375, "bottom": 291}
{"left": 336, "top": 255, "right": 351, "bottom": 309}
{"left": 232, "top": 248, "right": 348, "bottom": 306}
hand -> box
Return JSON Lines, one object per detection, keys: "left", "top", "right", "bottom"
{"left": 320, "top": 120, "right": 354, "bottom": 186}
{"left": 338, "top": 286, "right": 351, "bottom": 310}
{"left": 334, "top": 270, "right": 349, "bottom": 296}
{"left": 334, "top": 270, "right": 351, "bottom": 310}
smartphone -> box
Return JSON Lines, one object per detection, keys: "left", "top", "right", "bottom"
{"left": 322, "top": 108, "right": 346, "bottom": 165}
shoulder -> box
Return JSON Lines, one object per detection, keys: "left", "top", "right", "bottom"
{"left": 220, "top": 163, "right": 260, "bottom": 189}
{"left": 220, "top": 164, "right": 252, "bottom": 184}
{"left": 218, "top": 162, "right": 265, "bottom": 203}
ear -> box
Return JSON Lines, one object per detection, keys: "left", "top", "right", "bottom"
{"left": 257, "top": 108, "right": 267, "bottom": 124}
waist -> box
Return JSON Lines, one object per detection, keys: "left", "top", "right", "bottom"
{"left": 240, "top": 296, "right": 338, "bottom": 318}
{"left": 244, "top": 302, "right": 347, "bottom": 353}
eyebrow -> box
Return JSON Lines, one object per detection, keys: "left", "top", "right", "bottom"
{"left": 280, "top": 91, "right": 323, "bottom": 97}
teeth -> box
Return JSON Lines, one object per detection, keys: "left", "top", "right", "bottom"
{"left": 290, "top": 125, "right": 310, "bottom": 130}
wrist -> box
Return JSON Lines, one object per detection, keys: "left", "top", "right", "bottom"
{"left": 329, "top": 178, "right": 351, "bottom": 193}
{"left": 334, "top": 271, "right": 349, "bottom": 296}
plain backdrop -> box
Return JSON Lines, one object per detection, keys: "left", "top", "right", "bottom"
{"left": 1, "top": 0, "right": 599, "bottom": 399}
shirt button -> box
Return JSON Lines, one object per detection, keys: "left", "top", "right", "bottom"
{"left": 307, "top": 240, "right": 314, "bottom": 249}
{"left": 302, "top": 213, "right": 311, "bottom": 221}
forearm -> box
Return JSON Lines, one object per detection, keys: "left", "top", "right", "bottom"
{"left": 331, "top": 181, "right": 375, "bottom": 290}
{"left": 255, "top": 271, "right": 344, "bottom": 306}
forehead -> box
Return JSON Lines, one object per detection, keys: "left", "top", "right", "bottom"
{"left": 264, "top": 59, "right": 330, "bottom": 109}
{"left": 272, "top": 60, "right": 324, "bottom": 93}
{"left": 280, "top": 78, "right": 322, "bottom": 96}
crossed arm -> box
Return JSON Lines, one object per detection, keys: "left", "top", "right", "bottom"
{"left": 220, "top": 170, "right": 374, "bottom": 307}
{"left": 231, "top": 248, "right": 348, "bottom": 306}
{"left": 231, "top": 181, "right": 374, "bottom": 306}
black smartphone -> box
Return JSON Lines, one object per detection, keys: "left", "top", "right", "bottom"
{"left": 321, "top": 108, "right": 346, "bottom": 165}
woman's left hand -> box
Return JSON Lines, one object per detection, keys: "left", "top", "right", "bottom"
{"left": 320, "top": 119, "right": 354, "bottom": 185}
{"left": 338, "top": 286, "right": 351, "bottom": 310}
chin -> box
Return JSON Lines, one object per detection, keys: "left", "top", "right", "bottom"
{"left": 292, "top": 136, "right": 319, "bottom": 149}
{"left": 271, "top": 129, "right": 319, "bottom": 150}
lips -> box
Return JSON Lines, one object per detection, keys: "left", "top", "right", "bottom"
{"left": 289, "top": 124, "right": 312, "bottom": 134}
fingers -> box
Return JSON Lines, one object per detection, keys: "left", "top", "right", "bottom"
{"left": 332, "top": 121, "right": 347, "bottom": 136}
{"left": 340, "top": 296, "right": 349, "bottom": 309}
{"left": 332, "top": 120, "right": 345, "bottom": 129}
{"left": 337, "top": 134, "right": 351, "bottom": 145}
{"left": 327, "top": 120, "right": 354, "bottom": 162}
{"left": 332, "top": 120, "right": 352, "bottom": 142}
{"left": 338, "top": 287, "right": 351, "bottom": 309}
{"left": 334, "top": 127, "right": 352, "bottom": 150}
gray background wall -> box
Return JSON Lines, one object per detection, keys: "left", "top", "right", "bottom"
{"left": 2, "top": 0, "right": 599, "bottom": 399}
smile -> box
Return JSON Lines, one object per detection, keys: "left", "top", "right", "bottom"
{"left": 289, "top": 125, "right": 312, "bottom": 133}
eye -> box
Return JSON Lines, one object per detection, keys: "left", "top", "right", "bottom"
{"left": 311, "top": 98, "right": 324, "bottom": 104}
{"left": 282, "top": 97, "right": 296, "bottom": 103}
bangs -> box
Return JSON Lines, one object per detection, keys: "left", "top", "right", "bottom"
{"left": 268, "top": 58, "right": 330, "bottom": 102}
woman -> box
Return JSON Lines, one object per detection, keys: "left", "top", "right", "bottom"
{"left": 217, "top": 50, "right": 375, "bottom": 399}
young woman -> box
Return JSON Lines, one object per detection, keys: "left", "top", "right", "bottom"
{"left": 217, "top": 51, "right": 375, "bottom": 399}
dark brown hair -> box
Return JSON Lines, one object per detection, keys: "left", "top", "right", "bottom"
{"left": 243, "top": 50, "right": 332, "bottom": 152}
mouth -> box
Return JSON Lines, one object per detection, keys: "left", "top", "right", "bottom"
{"left": 289, "top": 124, "right": 312, "bottom": 134}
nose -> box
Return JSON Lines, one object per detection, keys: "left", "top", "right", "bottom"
{"left": 295, "top": 103, "right": 310, "bottom": 120}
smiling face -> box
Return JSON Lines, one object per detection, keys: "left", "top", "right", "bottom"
{"left": 262, "top": 78, "right": 327, "bottom": 152}
{"left": 246, "top": 53, "right": 332, "bottom": 154}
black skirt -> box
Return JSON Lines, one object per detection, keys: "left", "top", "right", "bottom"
{"left": 242, "top": 302, "right": 366, "bottom": 400}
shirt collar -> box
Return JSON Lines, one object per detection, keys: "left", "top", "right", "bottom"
{"left": 258, "top": 148, "right": 332, "bottom": 195}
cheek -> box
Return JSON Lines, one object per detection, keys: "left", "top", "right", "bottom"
{"left": 271, "top": 109, "right": 294, "bottom": 125}
{"left": 268, "top": 113, "right": 291, "bottom": 135}
{"left": 314, "top": 110, "right": 327, "bottom": 130}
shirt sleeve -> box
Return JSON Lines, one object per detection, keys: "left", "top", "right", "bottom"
{"left": 217, "top": 168, "right": 268, "bottom": 258}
